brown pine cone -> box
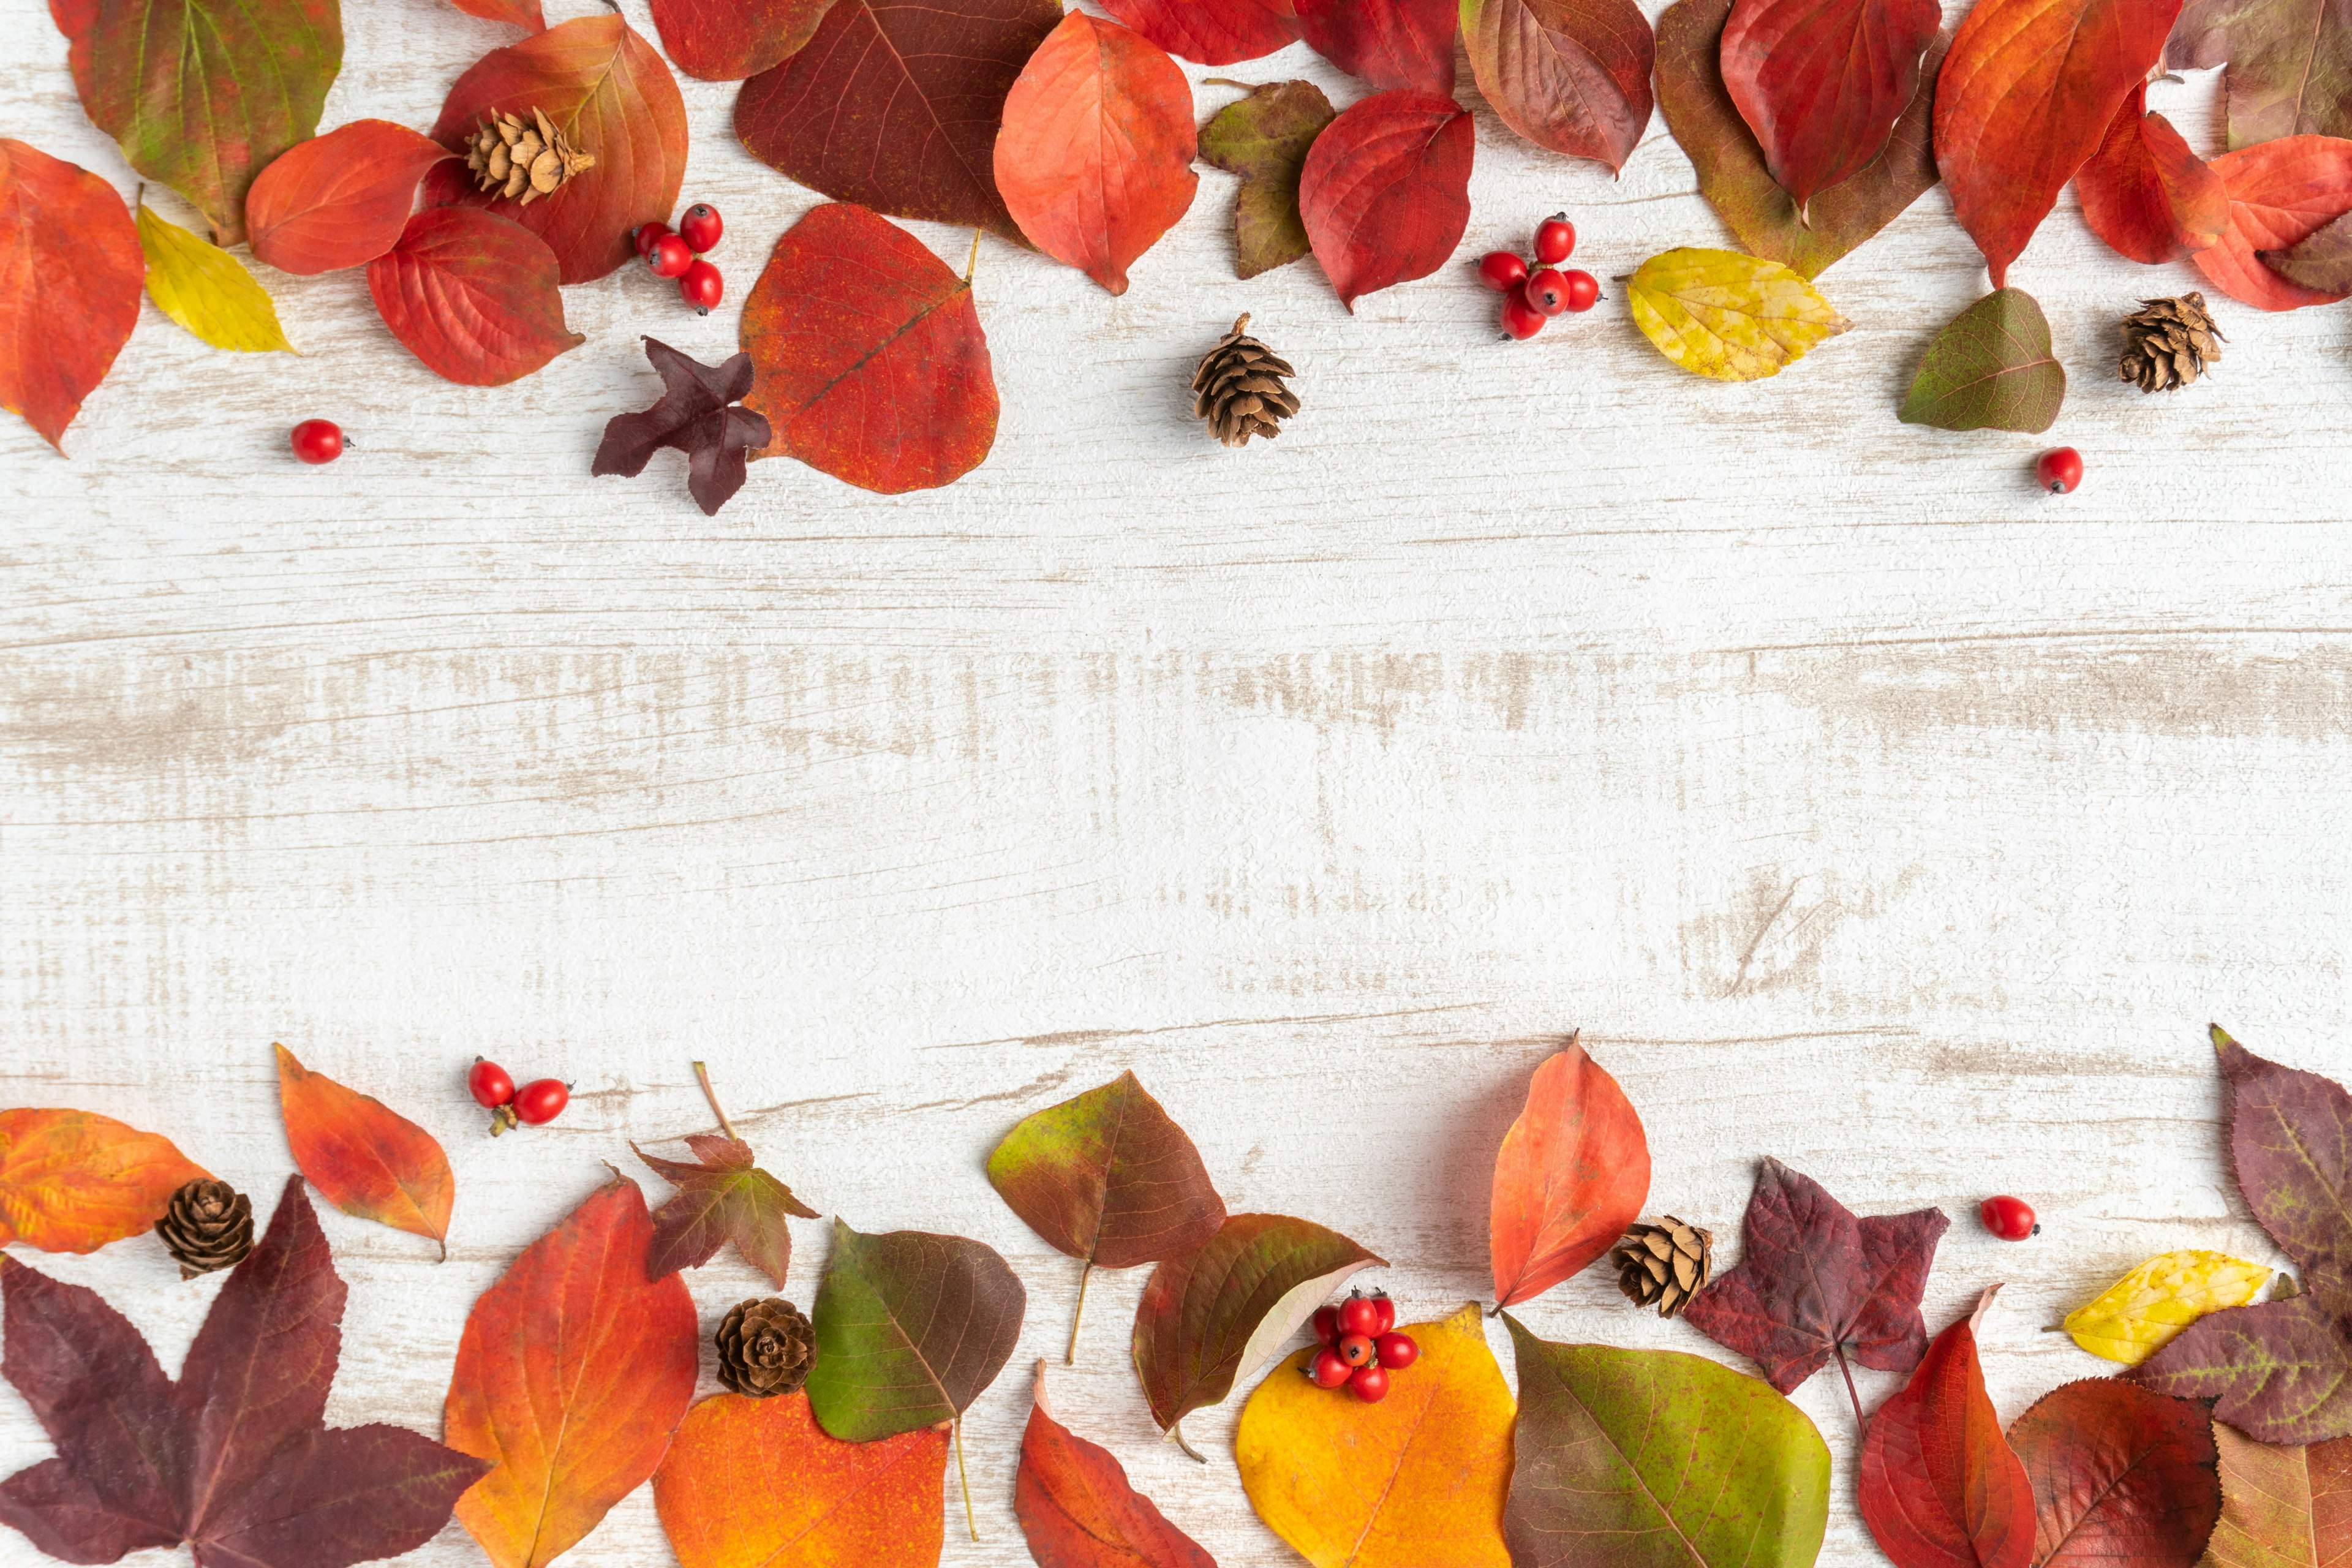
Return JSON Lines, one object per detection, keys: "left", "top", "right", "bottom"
{"left": 2119, "top": 293, "right": 2223, "bottom": 393}
{"left": 715, "top": 1297, "right": 816, "bottom": 1397}
{"left": 1193, "top": 314, "right": 1298, "bottom": 447}
{"left": 156, "top": 1179, "right": 254, "bottom": 1279}
{"left": 464, "top": 108, "right": 595, "bottom": 205}
{"left": 1611, "top": 1216, "right": 1713, "bottom": 1317}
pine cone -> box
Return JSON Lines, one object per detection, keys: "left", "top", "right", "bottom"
{"left": 1193, "top": 314, "right": 1298, "bottom": 447}
{"left": 715, "top": 1297, "right": 816, "bottom": 1398}
{"left": 1611, "top": 1216, "right": 1713, "bottom": 1317}
{"left": 156, "top": 1179, "right": 254, "bottom": 1280}
{"left": 2119, "top": 293, "right": 2223, "bottom": 393}
{"left": 465, "top": 108, "right": 596, "bottom": 205}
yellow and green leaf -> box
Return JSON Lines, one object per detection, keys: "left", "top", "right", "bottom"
{"left": 137, "top": 202, "right": 294, "bottom": 353}
{"left": 1627, "top": 247, "right": 1848, "bottom": 381}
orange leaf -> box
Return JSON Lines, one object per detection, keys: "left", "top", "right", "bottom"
{"left": 274, "top": 1042, "right": 454, "bottom": 1256}
{"left": 1488, "top": 1039, "right": 1649, "bottom": 1310}
{"left": 653, "top": 1391, "right": 946, "bottom": 1568}
{"left": 446, "top": 1177, "right": 698, "bottom": 1568}
{"left": 247, "top": 119, "right": 454, "bottom": 276}
{"left": 0, "top": 140, "right": 141, "bottom": 451}
{"left": 2194, "top": 135, "right": 2352, "bottom": 311}
{"left": 0, "top": 1107, "right": 207, "bottom": 1254}
{"left": 1017, "top": 1362, "right": 1214, "bottom": 1568}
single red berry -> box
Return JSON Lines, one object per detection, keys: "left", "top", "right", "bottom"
{"left": 1369, "top": 1293, "right": 1396, "bottom": 1335}
{"left": 1308, "top": 1348, "right": 1352, "bottom": 1389}
{"left": 1534, "top": 214, "right": 1576, "bottom": 265}
{"left": 1338, "top": 1332, "right": 1378, "bottom": 1368}
{"left": 677, "top": 202, "right": 723, "bottom": 254}
{"left": 1313, "top": 1305, "right": 1343, "bottom": 1346}
{"left": 1349, "top": 1364, "right": 1390, "bottom": 1403}
{"left": 1478, "top": 250, "right": 1530, "bottom": 293}
{"left": 633, "top": 221, "right": 673, "bottom": 259}
{"left": 1525, "top": 270, "right": 1570, "bottom": 316}
{"left": 2035, "top": 447, "right": 2084, "bottom": 495}
{"left": 1374, "top": 1332, "right": 1419, "bottom": 1370}
{"left": 290, "top": 419, "right": 344, "bottom": 464}
{"left": 1502, "top": 293, "right": 1548, "bottom": 341}
{"left": 1339, "top": 1295, "right": 1382, "bottom": 1338}
{"left": 1981, "top": 1195, "right": 2039, "bottom": 1240}
{"left": 513, "top": 1078, "right": 570, "bottom": 1126}
{"left": 467, "top": 1057, "right": 516, "bottom": 1109}
{"left": 679, "top": 257, "right": 723, "bottom": 314}
{"left": 648, "top": 232, "right": 693, "bottom": 279}
{"left": 1561, "top": 270, "right": 1601, "bottom": 312}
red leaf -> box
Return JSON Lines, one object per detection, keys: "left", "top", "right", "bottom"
{"left": 447, "top": 0, "right": 546, "bottom": 30}
{"left": 1488, "top": 1042, "right": 1651, "bottom": 1311}
{"left": 2006, "top": 1380, "right": 2220, "bottom": 1568}
{"left": 367, "top": 207, "right": 583, "bottom": 386}
{"left": 735, "top": 0, "right": 1063, "bottom": 245}
{"left": 247, "top": 120, "right": 454, "bottom": 276}
{"left": 425, "top": 13, "right": 689, "bottom": 284}
{"left": 739, "top": 203, "right": 998, "bottom": 494}
{"left": 997, "top": 14, "right": 1198, "bottom": 294}
{"left": 1295, "top": 0, "right": 1458, "bottom": 93}
{"left": 0, "top": 141, "right": 140, "bottom": 451}
{"left": 1461, "top": 0, "right": 1655, "bottom": 172}
{"left": 651, "top": 0, "right": 834, "bottom": 80}
{"left": 1860, "top": 1288, "right": 2037, "bottom": 1568}
{"left": 635, "top": 1131, "right": 815, "bottom": 1285}
{"left": 1934, "top": 0, "right": 2179, "bottom": 285}
{"left": 1298, "top": 89, "right": 1473, "bottom": 310}
{"left": 1721, "top": 0, "right": 1940, "bottom": 213}
{"left": 2076, "top": 85, "right": 2231, "bottom": 263}
{"left": 1016, "top": 1363, "right": 1216, "bottom": 1568}
{"left": 2194, "top": 136, "right": 2352, "bottom": 311}
{"left": 1096, "top": 0, "right": 1297, "bottom": 64}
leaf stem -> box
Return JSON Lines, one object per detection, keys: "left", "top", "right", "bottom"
{"left": 1200, "top": 77, "right": 1258, "bottom": 90}
{"left": 964, "top": 227, "right": 982, "bottom": 283}
{"left": 953, "top": 1415, "right": 979, "bottom": 1539}
{"left": 1167, "top": 1419, "right": 1206, "bottom": 1464}
{"left": 1831, "top": 1341, "right": 1864, "bottom": 1429}
{"left": 692, "top": 1060, "right": 739, "bottom": 1140}
{"left": 1066, "top": 1261, "right": 1092, "bottom": 1365}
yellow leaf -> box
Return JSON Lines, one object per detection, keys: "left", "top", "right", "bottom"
{"left": 1627, "top": 247, "right": 1847, "bottom": 381}
{"left": 1237, "top": 1303, "right": 1513, "bottom": 1568}
{"left": 137, "top": 202, "right": 293, "bottom": 353}
{"left": 2063, "top": 1248, "right": 2274, "bottom": 1365}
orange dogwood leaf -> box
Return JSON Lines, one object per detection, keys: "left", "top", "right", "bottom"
{"left": 0, "top": 141, "right": 141, "bottom": 451}
{"left": 1489, "top": 1038, "right": 1650, "bottom": 1310}
{"left": 247, "top": 120, "right": 453, "bottom": 276}
{"left": 1017, "top": 1362, "right": 1213, "bottom": 1568}
{"left": 0, "top": 1107, "right": 206, "bottom": 1254}
{"left": 2076, "top": 85, "right": 2230, "bottom": 264}
{"left": 2194, "top": 135, "right": 2352, "bottom": 310}
{"left": 274, "top": 1043, "right": 454, "bottom": 1256}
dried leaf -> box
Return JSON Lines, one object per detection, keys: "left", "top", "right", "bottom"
{"left": 1298, "top": 89, "right": 1473, "bottom": 310}
{"left": 2064, "top": 1250, "right": 2275, "bottom": 1364}
{"left": 1020, "top": 1363, "right": 1215, "bottom": 1568}
{"left": 1461, "top": 0, "right": 1654, "bottom": 173}
{"left": 1488, "top": 1042, "right": 1650, "bottom": 1311}
{"left": 2169, "top": 0, "right": 2352, "bottom": 149}
{"left": 1199, "top": 80, "right": 1336, "bottom": 278}
{"left": 0, "top": 141, "right": 142, "bottom": 451}
{"left": 594, "top": 339, "right": 776, "bottom": 518}
{"left": 805, "top": 1219, "right": 1027, "bottom": 1441}
{"left": 2202, "top": 1424, "right": 2352, "bottom": 1568}
{"left": 1294, "top": 0, "right": 1457, "bottom": 94}
{"left": 366, "top": 207, "right": 582, "bottom": 386}
{"left": 0, "top": 1178, "right": 488, "bottom": 1568}
{"left": 2263, "top": 209, "right": 2352, "bottom": 291}
{"left": 1502, "top": 1313, "right": 1831, "bottom": 1568}
{"left": 2136, "top": 1294, "right": 2352, "bottom": 1446}
{"left": 447, "top": 0, "right": 545, "bottom": 29}
{"left": 997, "top": 14, "right": 1199, "bottom": 294}
{"left": 1240, "top": 1305, "right": 1512, "bottom": 1568}
{"left": 135, "top": 202, "right": 293, "bottom": 353}
{"left": 1099, "top": 0, "right": 1298, "bottom": 62}
{"left": 0, "top": 1106, "right": 205, "bottom": 1254}
{"left": 2193, "top": 135, "right": 2352, "bottom": 310}
{"left": 274, "top": 1042, "right": 453, "bottom": 1254}
{"left": 2007, "top": 1381, "right": 2220, "bottom": 1568}
{"left": 650, "top": 0, "right": 835, "bottom": 80}
{"left": 634, "top": 1129, "right": 815, "bottom": 1286}
{"left": 445, "top": 1177, "right": 699, "bottom": 1568}
{"left": 1896, "top": 287, "right": 2065, "bottom": 434}
{"left": 1858, "top": 1288, "right": 2037, "bottom": 1568}
{"left": 989, "top": 1070, "right": 1226, "bottom": 1272}
{"left": 1626, "top": 247, "right": 1850, "bottom": 381}
{"left": 2077, "top": 85, "right": 2232, "bottom": 264}
{"left": 1721, "top": 0, "right": 1940, "bottom": 213}
{"left": 247, "top": 119, "right": 454, "bottom": 276}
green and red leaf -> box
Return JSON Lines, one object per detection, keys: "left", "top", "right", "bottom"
{"left": 2006, "top": 1381, "right": 2222, "bottom": 1568}
{"left": 2193, "top": 135, "right": 2352, "bottom": 310}
{"left": 1896, "top": 287, "right": 2067, "bottom": 434}
{"left": 247, "top": 120, "right": 454, "bottom": 276}
{"left": 1199, "top": 80, "right": 1336, "bottom": 278}
{"left": 2076, "top": 85, "right": 2231, "bottom": 264}
{"left": 1099, "top": 0, "right": 1298, "bottom": 61}
{"left": 275, "top": 1042, "right": 455, "bottom": 1256}
{"left": 1721, "top": 0, "right": 1939, "bottom": 214}
{"left": 650, "top": 0, "right": 834, "bottom": 80}
{"left": 1298, "top": 89, "right": 1474, "bottom": 310}
{"left": 2168, "top": 0, "right": 2352, "bottom": 149}
{"left": 1461, "top": 0, "right": 1654, "bottom": 172}
{"left": 1858, "top": 1289, "right": 2037, "bottom": 1568}
{"left": 636, "top": 1132, "right": 815, "bottom": 1288}
{"left": 1018, "top": 1363, "right": 1215, "bottom": 1568}
{"left": 0, "top": 142, "right": 141, "bottom": 452}
{"left": 367, "top": 208, "right": 582, "bottom": 387}
{"left": 804, "top": 1219, "right": 1027, "bottom": 1441}
{"left": 1489, "top": 1042, "right": 1652, "bottom": 1311}
{"left": 1296, "top": 0, "right": 1458, "bottom": 94}
{"left": 987, "top": 1070, "right": 1226, "bottom": 1273}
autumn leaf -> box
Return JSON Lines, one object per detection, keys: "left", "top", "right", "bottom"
{"left": 447, "top": 0, "right": 546, "bottom": 30}
{"left": 1721, "top": 0, "right": 1940, "bottom": 214}
{"left": 653, "top": 1392, "right": 948, "bottom": 1568}
{"left": 0, "top": 141, "right": 142, "bottom": 452}
{"left": 1461, "top": 0, "right": 1654, "bottom": 173}
{"left": 1298, "top": 89, "right": 1473, "bottom": 310}
{"left": 1682, "top": 1156, "right": 1949, "bottom": 1424}
{"left": 1934, "top": 0, "right": 2179, "bottom": 286}
{"left": 2194, "top": 136, "right": 2352, "bottom": 311}
{"left": 275, "top": 1042, "right": 453, "bottom": 1255}
{"left": 1020, "top": 1362, "right": 1215, "bottom": 1568}
{"left": 1487, "top": 1041, "right": 1649, "bottom": 1311}
{"left": 2075, "top": 86, "right": 2230, "bottom": 265}
{"left": 997, "top": 14, "right": 1199, "bottom": 295}
{"left": 650, "top": 0, "right": 834, "bottom": 80}
{"left": 2263, "top": 210, "right": 2352, "bottom": 292}
{"left": 594, "top": 339, "right": 775, "bottom": 518}
{"left": 735, "top": 0, "right": 1061, "bottom": 244}
{"left": 0, "top": 1106, "right": 204, "bottom": 1254}
{"left": 1501, "top": 1313, "right": 1831, "bottom": 1568}
{"left": 2169, "top": 0, "right": 2352, "bottom": 149}
{"left": 1295, "top": 0, "right": 1458, "bottom": 94}
{"left": 2064, "top": 1250, "right": 2275, "bottom": 1364}
{"left": 635, "top": 1123, "right": 816, "bottom": 1288}
{"left": 1626, "top": 247, "right": 1849, "bottom": 381}
{"left": 0, "top": 1177, "right": 487, "bottom": 1568}
{"left": 445, "top": 1176, "right": 699, "bottom": 1568}
{"left": 247, "top": 120, "right": 454, "bottom": 276}
{"left": 1239, "top": 1305, "right": 1512, "bottom": 1568}
{"left": 1897, "top": 287, "right": 2066, "bottom": 434}
{"left": 1859, "top": 1288, "right": 2037, "bottom": 1568}
{"left": 367, "top": 207, "right": 583, "bottom": 386}
{"left": 2135, "top": 1293, "right": 2352, "bottom": 1446}
{"left": 739, "top": 203, "right": 999, "bottom": 494}
{"left": 1098, "top": 0, "right": 1298, "bottom": 62}
{"left": 2005, "top": 1381, "right": 2220, "bottom": 1568}
{"left": 1200, "top": 81, "right": 1335, "bottom": 279}
{"left": 135, "top": 202, "right": 294, "bottom": 353}
{"left": 2202, "top": 1424, "right": 2352, "bottom": 1568}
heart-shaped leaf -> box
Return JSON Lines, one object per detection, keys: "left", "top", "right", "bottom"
{"left": 1298, "top": 89, "right": 1473, "bottom": 310}
{"left": 2077, "top": 85, "right": 2231, "bottom": 263}
{"left": 274, "top": 1043, "right": 453, "bottom": 1254}
{"left": 1626, "top": 247, "right": 1850, "bottom": 381}
{"left": 1461, "top": 0, "right": 1654, "bottom": 172}
{"left": 1295, "top": 0, "right": 1457, "bottom": 93}
{"left": 2193, "top": 135, "right": 2352, "bottom": 310}
{"left": 1721, "top": 0, "right": 1940, "bottom": 214}
{"left": 1896, "top": 287, "right": 2065, "bottom": 434}
{"left": 2007, "top": 1381, "right": 2221, "bottom": 1568}
{"left": 2263, "top": 210, "right": 2352, "bottom": 292}
{"left": 247, "top": 120, "right": 454, "bottom": 276}
{"left": 0, "top": 1106, "right": 205, "bottom": 1251}
{"left": 634, "top": 1129, "right": 813, "bottom": 1286}
{"left": 1020, "top": 1362, "right": 1215, "bottom": 1568}
{"left": 2201, "top": 1423, "right": 2352, "bottom": 1568}
{"left": 1200, "top": 81, "right": 1335, "bottom": 278}
{"left": 1097, "top": 0, "right": 1298, "bottom": 62}
{"left": 2065, "top": 1251, "right": 2276, "bottom": 1365}
{"left": 650, "top": 0, "right": 835, "bottom": 80}
{"left": 0, "top": 141, "right": 143, "bottom": 451}
{"left": 2169, "top": 0, "right": 2352, "bottom": 150}
{"left": 367, "top": 207, "right": 582, "bottom": 386}
{"left": 1488, "top": 1042, "right": 1650, "bottom": 1310}
{"left": 1858, "top": 1288, "right": 2036, "bottom": 1568}
{"left": 805, "top": 1219, "right": 1027, "bottom": 1441}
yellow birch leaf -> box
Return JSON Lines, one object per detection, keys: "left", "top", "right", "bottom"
{"left": 1236, "top": 1302, "right": 1513, "bottom": 1568}
{"left": 2063, "top": 1249, "right": 2274, "bottom": 1365}
{"left": 1627, "top": 247, "right": 1848, "bottom": 382}
{"left": 137, "top": 202, "right": 294, "bottom": 353}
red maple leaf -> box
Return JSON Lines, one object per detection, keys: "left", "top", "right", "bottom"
{"left": 636, "top": 1133, "right": 817, "bottom": 1290}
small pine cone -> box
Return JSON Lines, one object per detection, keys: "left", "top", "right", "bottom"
{"left": 466, "top": 108, "right": 595, "bottom": 205}
{"left": 156, "top": 1179, "right": 254, "bottom": 1280}
{"left": 1611, "top": 1216, "right": 1713, "bottom": 1317}
{"left": 1193, "top": 314, "right": 1298, "bottom": 447}
{"left": 2119, "top": 292, "right": 2223, "bottom": 393}
{"left": 715, "top": 1297, "right": 816, "bottom": 1398}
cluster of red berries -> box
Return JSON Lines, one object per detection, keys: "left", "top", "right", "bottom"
{"left": 1981, "top": 1194, "right": 2040, "bottom": 1240}
{"left": 468, "top": 1057, "right": 571, "bottom": 1136}
{"left": 2035, "top": 448, "right": 2084, "bottom": 495}
{"left": 1479, "top": 214, "right": 1600, "bottom": 341}
{"left": 1305, "top": 1289, "right": 1419, "bottom": 1403}
{"left": 636, "top": 202, "right": 726, "bottom": 313}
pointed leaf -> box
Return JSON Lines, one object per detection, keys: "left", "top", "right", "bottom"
{"left": 593, "top": 339, "right": 775, "bottom": 518}
{"left": 1626, "top": 247, "right": 1850, "bottom": 381}
{"left": 1298, "top": 89, "right": 1473, "bottom": 311}
{"left": 1896, "top": 287, "right": 2065, "bottom": 434}
{"left": 0, "top": 142, "right": 142, "bottom": 452}
{"left": 447, "top": 0, "right": 546, "bottom": 29}
{"left": 2064, "top": 1250, "right": 2275, "bottom": 1365}
{"left": 1860, "top": 1289, "right": 2037, "bottom": 1568}
{"left": 1487, "top": 1043, "right": 1649, "bottom": 1310}
{"left": 635, "top": 1130, "right": 813, "bottom": 1287}
{"left": 651, "top": 0, "right": 836, "bottom": 80}
{"left": 136, "top": 203, "right": 293, "bottom": 353}
{"left": 445, "top": 1177, "right": 699, "bottom": 1568}
{"left": 2201, "top": 1425, "right": 2352, "bottom": 1568}
{"left": 1098, "top": 0, "right": 1299, "bottom": 62}
{"left": 2211, "top": 1027, "right": 2352, "bottom": 1292}
{"left": 1721, "top": 0, "right": 1940, "bottom": 213}
{"left": 1501, "top": 1313, "right": 1831, "bottom": 1568}
{"left": 2133, "top": 1288, "right": 2352, "bottom": 1444}
{"left": 367, "top": 207, "right": 583, "bottom": 387}
{"left": 2193, "top": 135, "right": 2352, "bottom": 311}
{"left": 735, "top": 0, "right": 1062, "bottom": 245}
{"left": 274, "top": 1044, "right": 453, "bottom": 1254}
{"left": 2168, "top": 0, "right": 2352, "bottom": 149}
{"left": 0, "top": 1107, "right": 206, "bottom": 1253}
{"left": 247, "top": 120, "right": 454, "bottom": 276}
{"left": 2263, "top": 210, "right": 2352, "bottom": 291}
{"left": 1199, "top": 80, "right": 1336, "bottom": 278}
{"left": 653, "top": 1392, "right": 947, "bottom": 1568}
{"left": 739, "top": 203, "right": 998, "bottom": 494}
{"left": 2007, "top": 1381, "right": 2220, "bottom": 1568}
{"left": 2078, "top": 86, "right": 2230, "bottom": 263}
{"left": 1020, "top": 1362, "right": 1216, "bottom": 1568}
{"left": 1461, "top": 0, "right": 1654, "bottom": 172}
{"left": 1934, "top": 0, "right": 2179, "bottom": 286}
{"left": 987, "top": 1070, "right": 1225, "bottom": 1270}
{"left": 1295, "top": 0, "right": 1458, "bottom": 93}
{"left": 805, "top": 1219, "right": 1027, "bottom": 1441}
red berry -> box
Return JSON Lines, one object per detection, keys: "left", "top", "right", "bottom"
{"left": 1502, "top": 293, "right": 1548, "bottom": 341}
{"left": 290, "top": 419, "right": 343, "bottom": 464}
{"left": 648, "top": 233, "right": 693, "bottom": 279}
{"left": 513, "top": 1079, "right": 570, "bottom": 1126}
{"left": 1338, "top": 1332, "right": 1377, "bottom": 1368}
{"left": 633, "top": 221, "right": 673, "bottom": 258}
{"left": 677, "top": 202, "right": 723, "bottom": 254}
{"left": 1561, "top": 270, "right": 1601, "bottom": 312}
{"left": 1981, "top": 1195, "right": 2039, "bottom": 1240}
{"left": 1370, "top": 1293, "right": 1396, "bottom": 1335}
{"left": 1349, "top": 1364, "right": 1390, "bottom": 1402}
{"left": 467, "top": 1058, "right": 516, "bottom": 1109}
{"left": 679, "top": 257, "right": 723, "bottom": 314}
{"left": 1313, "top": 1306, "right": 1343, "bottom": 1346}
{"left": 1339, "top": 1295, "right": 1382, "bottom": 1337}
{"left": 1534, "top": 214, "right": 1576, "bottom": 265}
{"left": 1525, "top": 270, "right": 1570, "bottom": 316}
{"left": 2035, "top": 447, "right": 2084, "bottom": 495}
{"left": 1478, "top": 250, "right": 1530, "bottom": 293}
{"left": 1374, "top": 1332, "right": 1419, "bottom": 1370}
{"left": 1308, "top": 1348, "right": 1352, "bottom": 1389}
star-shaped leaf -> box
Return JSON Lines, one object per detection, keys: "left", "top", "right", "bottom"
{"left": 636, "top": 1134, "right": 818, "bottom": 1291}
{"left": 593, "top": 336, "right": 774, "bottom": 516}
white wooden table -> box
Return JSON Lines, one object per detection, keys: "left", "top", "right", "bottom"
{"left": 4, "top": 1, "right": 2350, "bottom": 1565}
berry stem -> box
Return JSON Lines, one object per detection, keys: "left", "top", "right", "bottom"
{"left": 1066, "top": 1261, "right": 1092, "bottom": 1365}
{"left": 1167, "top": 1418, "right": 1207, "bottom": 1464}
{"left": 953, "top": 1415, "right": 979, "bottom": 1540}
{"left": 1831, "top": 1341, "right": 1864, "bottom": 1429}
{"left": 692, "top": 1060, "right": 739, "bottom": 1140}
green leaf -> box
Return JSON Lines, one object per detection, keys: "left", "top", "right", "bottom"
{"left": 136, "top": 202, "right": 293, "bottom": 353}
{"left": 1899, "top": 288, "right": 2066, "bottom": 434}
{"left": 1502, "top": 1313, "right": 1832, "bottom": 1568}
{"left": 1626, "top": 248, "right": 1850, "bottom": 382}
{"left": 805, "top": 1219, "right": 1026, "bottom": 1442}
{"left": 1197, "top": 80, "right": 1335, "bottom": 279}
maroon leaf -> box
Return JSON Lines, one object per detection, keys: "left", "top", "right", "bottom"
{"left": 1461, "top": 0, "right": 1654, "bottom": 172}
{"left": 366, "top": 207, "right": 582, "bottom": 386}
{"left": 2076, "top": 84, "right": 2230, "bottom": 263}
{"left": 2006, "top": 1380, "right": 2220, "bottom": 1568}
{"left": 650, "top": 0, "right": 835, "bottom": 80}
{"left": 632, "top": 1130, "right": 816, "bottom": 1283}
{"left": 594, "top": 339, "right": 775, "bottom": 518}
{"left": 1721, "top": 0, "right": 1940, "bottom": 214}
{"left": 1294, "top": 0, "right": 1457, "bottom": 93}
{"left": 1097, "top": 0, "right": 1297, "bottom": 62}
{"left": 2134, "top": 1293, "right": 2352, "bottom": 1446}
{"left": 1298, "top": 89, "right": 1474, "bottom": 310}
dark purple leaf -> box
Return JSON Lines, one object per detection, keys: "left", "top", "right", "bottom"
{"left": 592, "top": 337, "right": 774, "bottom": 516}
